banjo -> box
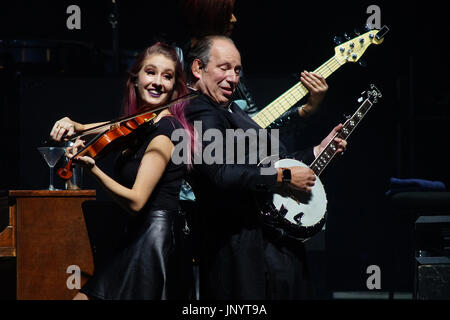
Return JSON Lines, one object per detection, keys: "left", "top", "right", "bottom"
{"left": 257, "top": 85, "right": 382, "bottom": 241}
{"left": 182, "top": 27, "right": 388, "bottom": 200}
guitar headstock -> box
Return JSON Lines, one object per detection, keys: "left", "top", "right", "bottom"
{"left": 334, "top": 25, "right": 389, "bottom": 64}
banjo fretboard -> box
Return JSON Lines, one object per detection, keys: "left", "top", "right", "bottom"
{"left": 310, "top": 86, "right": 381, "bottom": 176}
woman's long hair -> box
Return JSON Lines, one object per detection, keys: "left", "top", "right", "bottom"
{"left": 122, "top": 42, "right": 196, "bottom": 167}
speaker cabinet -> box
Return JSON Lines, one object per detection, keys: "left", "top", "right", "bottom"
{"left": 416, "top": 257, "right": 450, "bottom": 300}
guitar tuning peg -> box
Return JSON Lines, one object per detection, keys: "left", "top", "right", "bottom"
{"left": 344, "top": 33, "right": 351, "bottom": 40}
{"left": 358, "top": 60, "right": 367, "bottom": 67}
{"left": 333, "top": 36, "right": 343, "bottom": 45}
{"left": 354, "top": 28, "right": 361, "bottom": 36}
{"left": 364, "top": 24, "right": 372, "bottom": 32}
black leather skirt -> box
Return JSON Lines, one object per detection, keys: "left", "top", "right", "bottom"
{"left": 80, "top": 209, "right": 192, "bottom": 300}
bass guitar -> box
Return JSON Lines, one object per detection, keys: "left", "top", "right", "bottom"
{"left": 251, "top": 26, "right": 388, "bottom": 128}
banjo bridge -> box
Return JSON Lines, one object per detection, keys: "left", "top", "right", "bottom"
{"left": 293, "top": 212, "right": 304, "bottom": 225}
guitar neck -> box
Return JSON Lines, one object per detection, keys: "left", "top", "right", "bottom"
{"left": 310, "top": 97, "right": 374, "bottom": 177}
{"left": 252, "top": 56, "right": 343, "bottom": 128}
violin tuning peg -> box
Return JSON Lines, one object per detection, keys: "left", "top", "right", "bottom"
{"left": 333, "top": 36, "right": 343, "bottom": 45}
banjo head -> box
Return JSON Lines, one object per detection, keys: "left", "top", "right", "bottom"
{"left": 273, "top": 158, "right": 327, "bottom": 227}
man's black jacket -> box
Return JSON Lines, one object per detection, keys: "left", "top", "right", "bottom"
{"left": 184, "top": 93, "right": 314, "bottom": 299}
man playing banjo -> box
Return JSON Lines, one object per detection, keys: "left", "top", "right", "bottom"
{"left": 183, "top": 35, "right": 347, "bottom": 300}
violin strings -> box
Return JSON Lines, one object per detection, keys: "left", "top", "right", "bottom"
{"left": 69, "top": 91, "right": 200, "bottom": 141}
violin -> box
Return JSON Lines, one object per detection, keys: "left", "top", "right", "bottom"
{"left": 57, "top": 92, "right": 198, "bottom": 180}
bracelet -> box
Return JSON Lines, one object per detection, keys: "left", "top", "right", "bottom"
{"left": 300, "top": 104, "right": 310, "bottom": 116}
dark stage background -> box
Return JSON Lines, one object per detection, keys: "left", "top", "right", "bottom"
{"left": 1, "top": 0, "right": 449, "bottom": 299}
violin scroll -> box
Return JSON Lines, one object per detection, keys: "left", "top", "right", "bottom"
{"left": 57, "top": 165, "right": 73, "bottom": 180}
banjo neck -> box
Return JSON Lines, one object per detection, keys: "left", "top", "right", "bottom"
{"left": 310, "top": 84, "right": 382, "bottom": 177}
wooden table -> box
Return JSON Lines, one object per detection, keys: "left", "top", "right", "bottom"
{"left": 0, "top": 190, "right": 96, "bottom": 300}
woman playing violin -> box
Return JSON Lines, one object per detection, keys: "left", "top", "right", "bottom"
{"left": 51, "top": 42, "right": 195, "bottom": 300}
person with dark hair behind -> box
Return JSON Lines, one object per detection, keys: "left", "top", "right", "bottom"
{"left": 178, "top": 0, "right": 328, "bottom": 118}
{"left": 179, "top": 0, "right": 237, "bottom": 39}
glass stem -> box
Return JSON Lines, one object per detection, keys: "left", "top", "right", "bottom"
{"left": 49, "top": 166, "right": 55, "bottom": 190}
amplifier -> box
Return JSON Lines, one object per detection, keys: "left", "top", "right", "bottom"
{"left": 416, "top": 257, "right": 450, "bottom": 300}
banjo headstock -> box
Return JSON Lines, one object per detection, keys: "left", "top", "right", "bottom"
{"left": 359, "top": 84, "right": 383, "bottom": 104}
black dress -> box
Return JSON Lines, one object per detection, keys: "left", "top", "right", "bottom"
{"left": 80, "top": 116, "right": 192, "bottom": 300}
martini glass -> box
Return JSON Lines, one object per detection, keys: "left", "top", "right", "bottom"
{"left": 37, "top": 147, "right": 66, "bottom": 190}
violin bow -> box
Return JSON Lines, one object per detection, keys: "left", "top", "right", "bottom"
{"left": 64, "top": 91, "right": 200, "bottom": 142}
